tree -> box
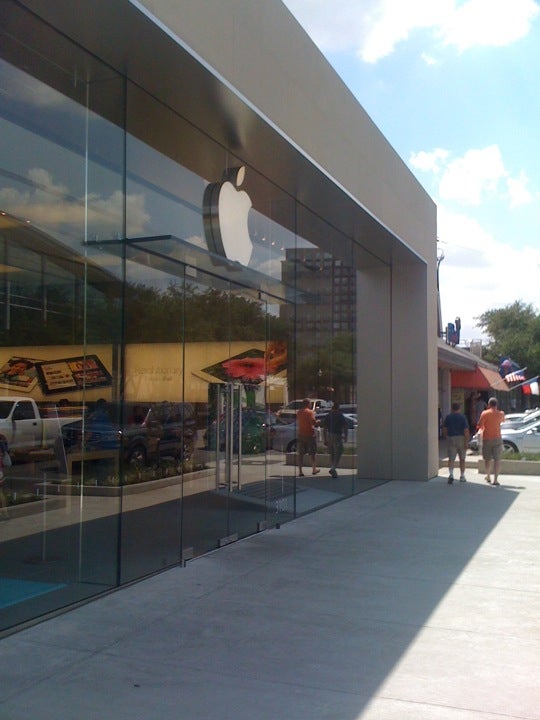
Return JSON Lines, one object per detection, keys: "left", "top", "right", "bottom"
{"left": 476, "top": 301, "right": 540, "bottom": 378}
{"left": 292, "top": 332, "right": 355, "bottom": 401}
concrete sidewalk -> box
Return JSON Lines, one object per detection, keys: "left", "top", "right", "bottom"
{"left": 1, "top": 467, "right": 539, "bottom": 720}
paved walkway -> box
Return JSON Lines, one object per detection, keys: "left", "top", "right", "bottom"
{"left": 1, "top": 466, "right": 539, "bottom": 719}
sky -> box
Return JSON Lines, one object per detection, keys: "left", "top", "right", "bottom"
{"left": 282, "top": 0, "right": 540, "bottom": 345}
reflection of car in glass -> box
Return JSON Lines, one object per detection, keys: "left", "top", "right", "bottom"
{"left": 0, "top": 397, "right": 81, "bottom": 459}
{"left": 270, "top": 418, "right": 301, "bottom": 453}
{"left": 276, "top": 398, "right": 332, "bottom": 421}
{"left": 61, "top": 401, "right": 197, "bottom": 465}
{"left": 271, "top": 413, "right": 357, "bottom": 453}
{"left": 316, "top": 411, "right": 357, "bottom": 430}
{"left": 205, "top": 408, "right": 277, "bottom": 454}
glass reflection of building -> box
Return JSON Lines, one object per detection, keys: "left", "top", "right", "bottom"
{"left": 282, "top": 249, "right": 356, "bottom": 403}
{"left": 0, "top": 0, "right": 437, "bottom": 635}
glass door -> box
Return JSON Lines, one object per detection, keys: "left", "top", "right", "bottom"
{"left": 182, "top": 270, "right": 270, "bottom": 556}
{"left": 214, "top": 382, "right": 243, "bottom": 493}
{"left": 118, "top": 236, "right": 295, "bottom": 563}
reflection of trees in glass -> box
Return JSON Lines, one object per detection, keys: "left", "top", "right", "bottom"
{"left": 292, "top": 332, "right": 355, "bottom": 402}
{"left": 124, "top": 282, "right": 289, "bottom": 344}
{"left": 1, "top": 279, "right": 289, "bottom": 347}
{"left": 0, "top": 282, "right": 120, "bottom": 346}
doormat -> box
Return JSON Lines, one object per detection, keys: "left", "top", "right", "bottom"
{"left": 0, "top": 578, "right": 66, "bottom": 609}
{"left": 221, "top": 478, "right": 308, "bottom": 506}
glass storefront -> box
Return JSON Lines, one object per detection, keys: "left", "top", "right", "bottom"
{"left": 0, "top": 2, "right": 384, "bottom": 634}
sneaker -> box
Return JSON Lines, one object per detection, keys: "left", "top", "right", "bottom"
{"left": 459, "top": 475, "right": 466, "bottom": 482}
{"left": 447, "top": 475, "right": 454, "bottom": 484}
{"left": 329, "top": 468, "right": 338, "bottom": 478}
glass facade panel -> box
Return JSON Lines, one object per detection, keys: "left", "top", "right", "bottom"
{"left": 0, "top": 2, "right": 386, "bottom": 635}
{"left": 0, "top": 14, "right": 124, "bottom": 629}
{"left": 289, "top": 206, "right": 357, "bottom": 510}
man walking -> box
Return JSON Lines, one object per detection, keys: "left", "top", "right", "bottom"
{"left": 478, "top": 397, "right": 505, "bottom": 486}
{"left": 442, "top": 402, "right": 470, "bottom": 484}
{"left": 296, "top": 398, "right": 320, "bottom": 477}
{"left": 322, "top": 402, "right": 349, "bottom": 478}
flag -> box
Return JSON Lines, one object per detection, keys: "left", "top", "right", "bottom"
{"left": 504, "top": 367, "right": 527, "bottom": 383}
{"left": 522, "top": 377, "right": 540, "bottom": 395}
{"left": 499, "top": 356, "right": 518, "bottom": 378}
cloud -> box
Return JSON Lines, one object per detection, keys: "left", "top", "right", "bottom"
{"left": 421, "top": 53, "right": 439, "bottom": 65}
{"left": 506, "top": 172, "right": 533, "bottom": 208}
{"left": 0, "top": 168, "right": 150, "bottom": 238}
{"left": 437, "top": 205, "right": 540, "bottom": 340}
{"left": 438, "top": 145, "right": 506, "bottom": 205}
{"left": 282, "top": 0, "right": 539, "bottom": 62}
{"left": 410, "top": 148, "right": 450, "bottom": 174}
{"left": 411, "top": 145, "right": 535, "bottom": 209}
{"left": 440, "top": 0, "right": 540, "bottom": 52}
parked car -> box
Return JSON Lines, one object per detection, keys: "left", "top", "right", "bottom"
{"left": 205, "top": 408, "right": 277, "bottom": 454}
{"left": 276, "top": 398, "right": 332, "bottom": 421}
{"left": 0, "top": 396, "right": 81, "bottom": 460}
{"left": 468, "top": 433, "right": 480, "bottom": 452}
{"left": 500, "top": 419, "right": 540, "bottom": 454}
{"left": 338, "top": 404, "right": 357, "bottom": 415}
{"left": 316, "top": 410, "right": 357, "bottom": 430}
{"left": 60, "top": 400, "right": 197, "bottom": 465}
{"left": 470, "top": 417, "right": 540, "bottom": 455}
{"left": 469, "top": 408, "right": 540, "bottom": 451}
{"left": 271, "top": 413, "right": 357, "bottom": 453}
{"left": 501, "top": 408, "right": 540, "bottom": 431}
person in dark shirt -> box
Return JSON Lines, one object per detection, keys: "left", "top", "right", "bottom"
{"left": 442, "top": 402, "right": 470, "bottom": 484}
{"left": 322, "top": 402, "right": 349, "bottom": 478}
{"left": 0, "top": 434, "right": 10, "bottom": 519}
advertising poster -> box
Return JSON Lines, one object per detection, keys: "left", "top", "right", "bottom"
{"left": 35, "top": 355, "right": 112, "bottom": 394}
{"left": 0, "top": 357, "right": 41, "bottom": 393}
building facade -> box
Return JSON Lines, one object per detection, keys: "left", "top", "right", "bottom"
{"left": 0, "top": 0, "right": 438, "bottom": 634}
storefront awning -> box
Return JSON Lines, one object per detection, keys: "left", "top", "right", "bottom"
{"left": 451, "top": 366, "right": 510, "bottom": 392}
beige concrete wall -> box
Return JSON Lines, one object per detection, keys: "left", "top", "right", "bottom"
{"left": 356, "top": 265, "right": 393, "bottom": 480}
{"left": 139, "top": 0, "right": 436, "bottom": 261}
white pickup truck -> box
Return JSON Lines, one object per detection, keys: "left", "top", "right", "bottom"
{"left": 0, "top": 397, "right": 81, "bottom": 460}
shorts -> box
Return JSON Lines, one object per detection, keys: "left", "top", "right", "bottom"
{"left": 447, "top": 436, "right": 466, "bottom": 462}
{"left": 482, "top": 438, "right": 503, "bottom": 462}
{"left": 297, "top": 435, "right": 316, "bottom": 457}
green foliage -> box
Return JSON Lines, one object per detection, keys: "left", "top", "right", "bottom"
{"left": 476, "top": 301, "right": 540, "bottom": 378}
{"left": 502, "top": 450, "right": 540, "bottom": 461}
{"left": 124, "top": 282, "right": 289, "bottom": 344}
{"left": 293, "top": 331, "right": 355, "bottom": 400}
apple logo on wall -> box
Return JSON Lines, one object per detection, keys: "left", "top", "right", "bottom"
{"left": 203, "top": 166, "right": 253, "bottom": 266}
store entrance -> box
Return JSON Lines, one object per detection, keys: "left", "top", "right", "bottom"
{"left": 181, "top": 267, "right": 277, "bottom": 557}
{"left": 118, "top": 235, "right": 295, "bottom": 566}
